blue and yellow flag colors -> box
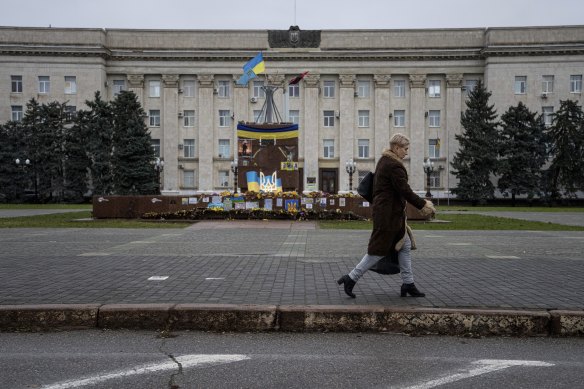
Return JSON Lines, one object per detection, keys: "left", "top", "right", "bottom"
{"left": 236, "top": 52, "right": 265, "bottom": 85}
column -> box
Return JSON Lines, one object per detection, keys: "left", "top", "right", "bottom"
{"left": 197, "top": 74, "right": 215, "bottom": 192}
{"left": 233, "top": 74, "right": 248, "bottom": 191}
{"left": 374, "top": 74, "right": 391, "bottom": 161}
{"left": 339, "top": 74, "right": 355, "bottom": 192}
{"left": 162, "top": 74, "right": 180, "bottom": 191}
{"left": 408, "top": 74, "right": 427, "bottom": 192}
{"left": 303, "top": 73, "right": 320, "bottom": 192}
{"left": 445, "top": 74, "right": 464, "bottom": 197}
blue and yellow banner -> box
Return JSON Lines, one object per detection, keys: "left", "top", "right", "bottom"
{"left": 237, "top": 123, "right": 299, "bottom": 140}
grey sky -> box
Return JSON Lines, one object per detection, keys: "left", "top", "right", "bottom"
{"left": 1, "top": 0, "right": 582, "bottom": 30}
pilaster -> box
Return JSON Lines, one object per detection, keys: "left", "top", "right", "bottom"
{"left": 408, "top": 74, "right": 427, "bottom": 192}
{"left": 374, "top": 75, "right": 391, "bottom": 162}
{"left": 339, "top": 74, "right": 355, "bottom": 191}
{"left": 303, "top": 73, "right": 320, "bottom": 191}
{"left": 197, "top": 74, "right": 215, "bottom": 191}
{"left": 445, "top": 73, "right": 464, "bottom": 195}
{"left": 127, "top": 74, "right": 144, "bottom": 102}
{"left": 161, "top": 74, "right": 180, "bottom": 191}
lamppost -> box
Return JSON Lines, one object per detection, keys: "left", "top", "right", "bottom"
{"left": 230, "top": 160, "right": 238, "bottom": 193}
{"left": 345, "top": 158, "right": 357, "bottom": 192}
{"left": 423, "top": 157, "right": 434, "bottom": 198}
{"left": 154, "top": 157, "right": 164, "bottom": 193}
{"left": 15, "top": 158, "right": 38, "bottom": 201}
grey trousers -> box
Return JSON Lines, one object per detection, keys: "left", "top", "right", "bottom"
{"left": 348, "top": 234, "right": 414, "bottom": 284}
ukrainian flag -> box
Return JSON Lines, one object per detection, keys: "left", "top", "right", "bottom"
{"left": 236, "top": 52, "right": 265, "bottom": 85}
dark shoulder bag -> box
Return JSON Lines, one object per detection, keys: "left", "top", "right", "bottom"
{"left": 357, "top": 171, "right": 374, "bottom": 203}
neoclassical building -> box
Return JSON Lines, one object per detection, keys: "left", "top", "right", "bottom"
{"left": 1, "top": 25, "right": 583, "bottom": 196}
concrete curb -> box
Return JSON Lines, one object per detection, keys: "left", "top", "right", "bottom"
{"left": 1, "top": 304, "right": 583, "bottom": 337}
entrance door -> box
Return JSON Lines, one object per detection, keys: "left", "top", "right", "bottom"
{"left": 320, "top": 169, "right": 338, "bottom": 194}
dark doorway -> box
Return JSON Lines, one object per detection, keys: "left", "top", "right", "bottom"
{"left": 320, "top": 169, "right": 338, "bottom": 194}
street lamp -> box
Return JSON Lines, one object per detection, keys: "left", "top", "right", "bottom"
{"left": 15, "top": 158, "right": 38, "bottom": 201}
{"left": 345, "top": 158, "right": 357, "bottom": 192}
{"left": 230, "top": 160, "right": 238, "bottom": 193}
{"left": 154, "top": 157, "right": 164, "bottom": 193}
{"left": 423, "top": 157, "right": 434, "bottom": 198}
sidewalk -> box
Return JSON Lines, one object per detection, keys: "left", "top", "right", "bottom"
{"left": 1, "top": 219, "right": 583, "bottom": 336}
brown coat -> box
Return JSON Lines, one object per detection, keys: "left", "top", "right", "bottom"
{"left": 367, "top": 150, "right": 426, "bottom": 256}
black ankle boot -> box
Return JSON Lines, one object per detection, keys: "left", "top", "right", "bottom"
{"left": 337, "top": 275, "right": 356, "bottom": 298}
{"left": 401, "top": 283, "right": 425, "bottom": 297}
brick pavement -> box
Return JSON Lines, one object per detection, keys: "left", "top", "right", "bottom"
{"left": 1, "top": 222, "right": 583, "bottom": 311}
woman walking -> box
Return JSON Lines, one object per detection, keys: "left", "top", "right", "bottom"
{"left": 338, "top": 133, "right": 435, "bottom": 298}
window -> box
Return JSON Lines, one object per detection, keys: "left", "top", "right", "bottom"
{"left": 288, "top": 83, "right": 299, "bottom": 97}
{"left": 183, "top": 170, "right": 196, "bottom": 188}
{"left": 323, "top": 80, "right": 335, "bottom": 98}
{"left": 358, "top": 110, "right": 370, "bottom": 127}
{"left": 357, "top": 80, "right": 370, "bottom": 98}
{"left": 464, "top": 79, "right": 479, "bottom": 95}
{"left": 428, "top": 110, "right": 440, "bottom": 127}
{"left": 184, "top": 110, "right": 195, "bottom": 127}
{"left": 515, "top": 76, "right": 527, "bottom": 94}
{"left": 253, "top": 110, "right": 262, "bottom": 122}
{"left": 289, "top": 110, "right": 299, "bottom": 124}
{"left": 358, "top": 139, "right": 370, "bottom": 158}
{"left": 323, "top": 110, "right": 335, "bottom": 127}
{"left": 394, "top": 110, "right": 405, "bottom": 127}
{"left": 183, "top": 139, "right": 195, "bottom": 158}
{"left": 542, "top": 75, "right": 554, "bottom": 94}
{"left": 149, "top": 110, "right": 161, "bottom": 127}
{"left": 11, "top": 105, "right": 23, "bottom": 122}
{"left": 64, "top": 76, "right": 77, "bottom": 94}
{"left": 429, "top": 171, "right": 440, "bottom": 188}
{"left": 323, "top": 139, "right": 334, "bottom": 158}
{"left": 38, "top": 76, "right": 50, "bottom": 94}
{"left": 218, "top": 170, "right": 229, "bottom": 187}
{"left": 394, "top": 80, "right": 405, "bottom": 97}
{"left": 151, "top": 139, "right": 161, "bottom": 157}
{"left": 429, "top": 139, "right": 440, "bottom": 158}
{"left": 542, "top": 106, "right": 554, "bottom": 127}
{"left": 219, "top": 110, "right": 231, "bottom": 127}
{"left": 428, "top": 80, "right": 441, "bottom": 97}
{"left": 149, "top": 80, "right": 161, "bottom": 97}
{"left": 253, "top": 80, "right": 265, "bottom": 98}
{"left": 218, "top": 139, "right": 230, "bottom": 158}
{"left": 183, "top": 80, "right": 195, "bottom": 97}
{"left": 217, "top": 80, "right": 230, "bottom": 98}
{"left": 113, "top": 79, "right": 125, "bottom": 95}
{"left": 570, "top": 75, "right": 582, "bottom": 93}
{"left": 11, "top": 76, "right": 22, "bottom": 93}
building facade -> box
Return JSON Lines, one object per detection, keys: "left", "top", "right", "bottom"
{"left": 1, "top": 25, "right": 583, "bottom": 196}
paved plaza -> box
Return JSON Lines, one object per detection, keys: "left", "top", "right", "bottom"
{"left": 1, "top": 218, "right": 583, "bottom": 311}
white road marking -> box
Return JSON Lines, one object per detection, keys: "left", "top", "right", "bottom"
{"left": 486, "top": 255, "right": 520, "bottom": 259}
{"left": 147, "top": 276, "right": 169, "bottom": 281}
{"left": 42, "top": 354, "right": 249, "bottom": 389}
{"left": 403, "top": 359, "right": 554, "bottom": 389}
{"left": 205, "top": 277, "right": 225, "bottom": 280}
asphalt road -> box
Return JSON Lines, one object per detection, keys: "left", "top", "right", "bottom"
{"left": 1, "top": 331, "right": 583, "bottom": 389}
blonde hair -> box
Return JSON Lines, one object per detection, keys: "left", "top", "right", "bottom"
{"left": 389, "top": 133, "right": 410, "bottom": 150}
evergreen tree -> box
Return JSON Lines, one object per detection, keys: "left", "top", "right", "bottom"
{"left": 111, "top": 91, "right": 159, "bottom": 195}
{"left": 0, "top": 120, "right": 27, "bottom": 202}
{"left": 451, "top": 81, "right": 500, "bottom": 205}
{"left": 79, "top": 92, "right": 115, "bottom": 196}
{"left": 63, "top": 110, "right": 91, "bottom": 202}
{"left": 498, "top": 102, "right": 547, "bottom": 206}
{"left": 546, "top": 99, "right": 584, "bottom": 199}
